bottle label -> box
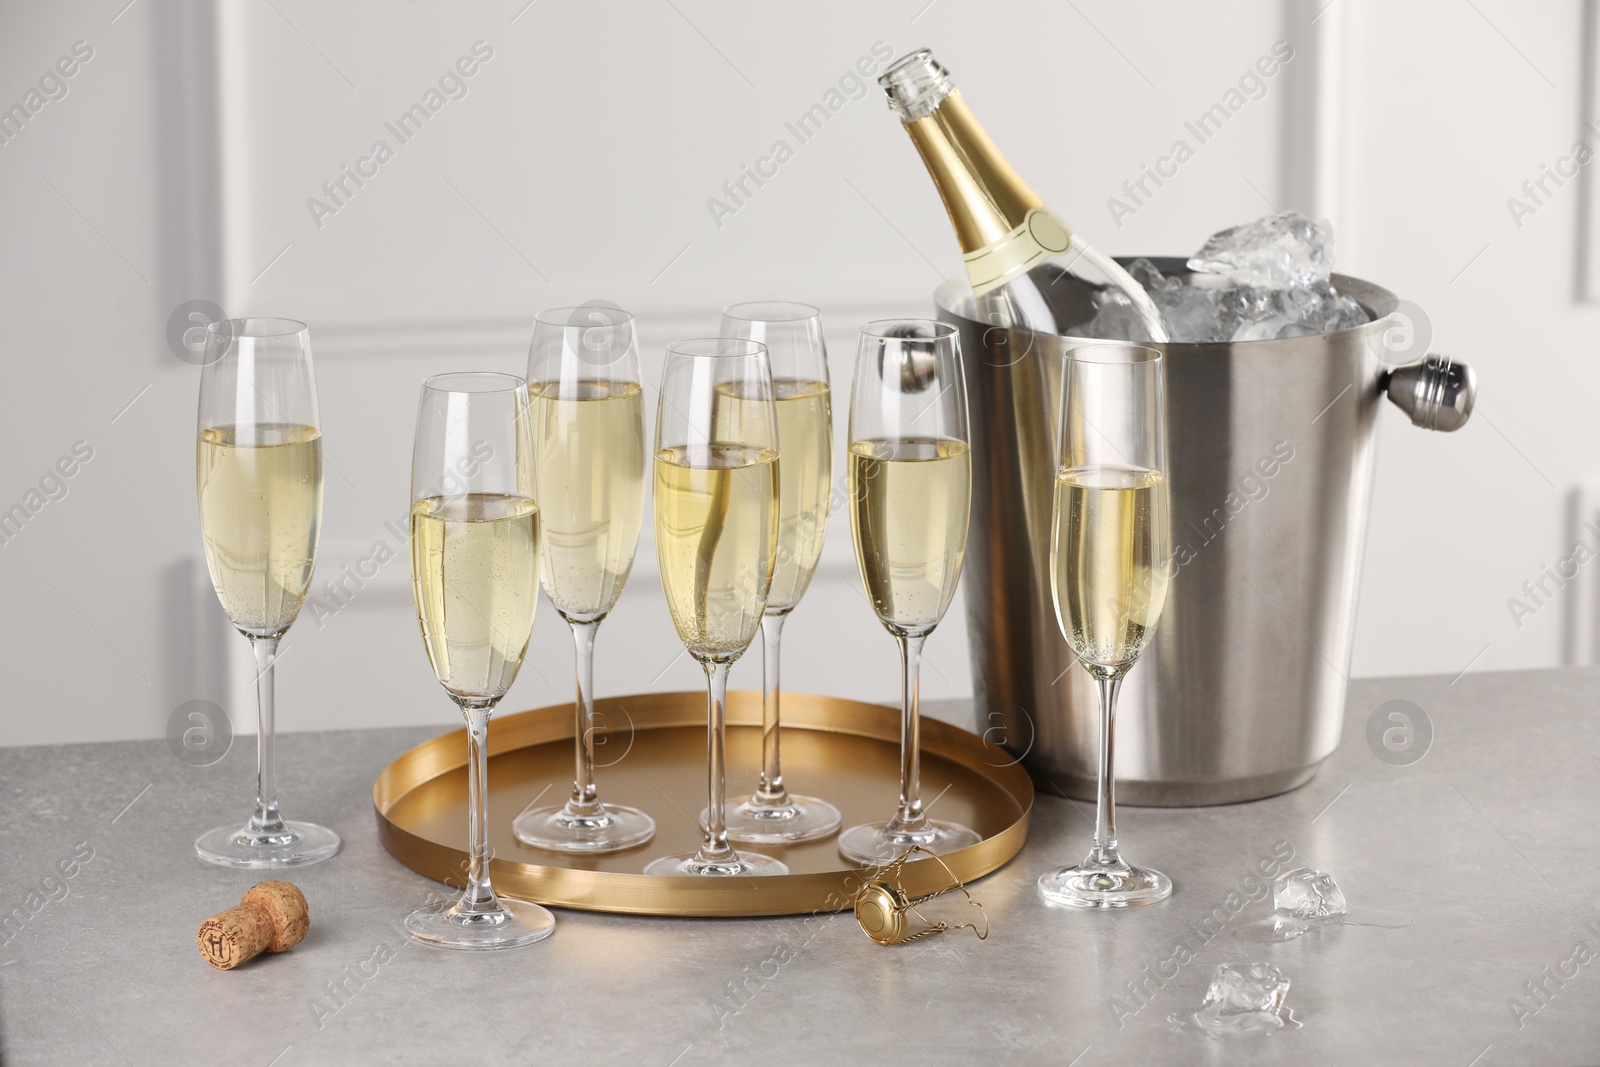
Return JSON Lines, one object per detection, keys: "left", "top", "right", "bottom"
{"left": 963, "top": 207, "right": 1072, "bottom": 297}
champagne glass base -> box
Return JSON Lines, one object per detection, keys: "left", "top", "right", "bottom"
{"left": 1038, "top": 862, "right": 1172, "bottom": 909}
{"left": 838, "top": 819, "right": 981, "bottom": 867}
{"left": 404, "top": 896, "right": 555, "bottom": 950}
{"left": 195, "top": 820, "right": 340, "bottom": 870}
{"left": 512, "top": 804, "right": 655, "bottom": 853}
{"left": 703, "top": 795, "right": 842, "bottom": 845}
{"left": 643, "top": 851, "right": 788, "bottom": 877}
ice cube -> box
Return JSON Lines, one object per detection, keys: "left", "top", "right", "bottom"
{"left": 1127, "top": 247, "right": 1368, "bottom": 344}
{"left": 1075, "top": 288, "right": 1149, "bottom": 342}
{"left": 1273, "top": 283, "right": 1325, "bottom": 325}
{"left": 1276, "top": 282, "right": 1369, "bottom": 334}
{"left": 1325, "top": 292, "right": 1369, "bottom": 331}
{"left": 1177, "top": 963, "right": 1297, "bottom": 1039}
{"left": 1196, "top": 1004, "right": 1292, "bottom": 1036}
{"left": 1162, "top": 288, "right": 1235, "bottom": 343}
{"left": 1126, "top": 258, "right": 1238, "bottom": 343}
{"left": 1125, "top": 257, "right": 1170, "bottom": 293}
{"left": 1190, "top": 963, "right": 1292, "bottom": 1037}
{"left": 1188, "top": 212, "right": 1335, "bottom": 288}
{"left": 1204, "top": 962, "right": 1290, "bottom": 1014}
{"left": 1273, "top": 867, "right": 1347, "bottom": 919}
{"left": 1228, "top": 283, "right": 1370, "bottom": 342}
{"left": 1231, "top": 314, "right": 1296, "bottom": 343}
{"left": 1192, "top": 1001, "right": 1288, "bottom": 1037}
{"left": 1216, "top": 285, "right": 1272, "bottom": 342}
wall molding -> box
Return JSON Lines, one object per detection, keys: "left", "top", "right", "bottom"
{"left": 1579, "top": 0, "right": 1600, "bottom": 300}
{"left": 1278, "top": 0, "right": 1346, "bottom": 226}
{"left": 302, "top": 300, "right": 907, "bottom": 361}
{"left": 150, "top": 0, "right": 227, "bottom": 362}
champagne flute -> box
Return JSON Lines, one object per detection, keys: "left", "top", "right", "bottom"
{"left": 405, "top": 372, "right": 555, "bottom": 948}
{"left": 194, "top": 318, "right": 340, "bottom": 869}
{"left": 838, "top": 320, "right": 981, "bottom": 866}
{"left": 1038, "top": 343, "right": 1173, "bottom": 909}
{"left": 644, "top": 339, "right": 787, "bottom": 877}
{"left": 709, "top": 302, "right": 841, "bottom": 845}
{"left": 512, "top": 306, "right": 655, "bottom": 853}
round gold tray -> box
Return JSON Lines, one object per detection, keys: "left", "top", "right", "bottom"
{"left": 374, "top": 691, "right": 1033, "bottom": 916}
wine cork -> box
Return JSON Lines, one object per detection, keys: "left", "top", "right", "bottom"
{"left": 197, "top": 880, "right": 309, "bottom": 970}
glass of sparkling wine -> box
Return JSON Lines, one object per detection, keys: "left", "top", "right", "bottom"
{"left": 404, "top": 372, "right": 555, "bottom": 948}
{"left": 512, "top": 306, "right": 655, "bottom": 854}
{"left": 644, "top": 339, "right": 788, "bottom": 877}
{"left": 1038, "top": 343, "right": 1173, "bottom": 909}
{"left": 194, "top": 318, "right": 339, "bottom": 869}
{"left": 838, "top": 320, "right": 980, "bottom": 866}
{"left": 709, "top": 302, "right": 841, "bottom": 845}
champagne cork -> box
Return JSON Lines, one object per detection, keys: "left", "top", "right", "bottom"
{"left": 197, "top": 880, "right": 309, "bottom": 970}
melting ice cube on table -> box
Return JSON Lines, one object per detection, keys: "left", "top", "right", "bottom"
{"left": 1236, "top": 865, "right": 1409, "bottom": 941}
{"left": 1205, "top": 962, "right": 1290, "bottom": 1014}
{"left": 1188, "top": 963, "right": 1294, "bottom": 1037}
{"left": 1273, "top": 867, "right": 1347, "bottom": 919}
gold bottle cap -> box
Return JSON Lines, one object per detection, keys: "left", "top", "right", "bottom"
{"left": 855, "top": 882, "right": 910, "bottom": 945}
{"left": 852, "top": 846, "right": 989, "bottom": 946}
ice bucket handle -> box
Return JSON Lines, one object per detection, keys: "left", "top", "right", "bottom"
{"left": 1384, "top": 354, "right": 1475, "bottom": 432}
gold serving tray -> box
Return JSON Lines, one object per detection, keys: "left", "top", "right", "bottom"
{"left": 374, "top": 691, "right": 1033, "bottom": 916}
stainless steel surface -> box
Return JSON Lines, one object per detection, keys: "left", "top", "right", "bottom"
{"left": 2, "top": 670, "right": 1597, "bottom": 1065}
{"left": 937, "top": 259, "right": 1477, "bottom": 805}
{"left": 872, "top": 324, "right": 941, "bottom": 392}
{"left": 1386, "top": 354, "right": 1477, "bottom": 432}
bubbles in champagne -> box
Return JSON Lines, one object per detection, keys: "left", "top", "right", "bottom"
{"left": 715, "top": 379, "right": 833, "bottom": 614}
{"left": 409, "top": 493, "right": 540, "bottom": 703}
{"left": 1051, "top": 467, "right": 1170, "bottom": 672}
{"left": 528, "top": 380, "right": 645, "bottom": 621}
{"left": 652, "top": 446, "right": 778, "bottom": 662}
{"left": 847, "top": 437, "right": 971, "bottom": 636}
{"left": 196, "top": 424, "right": 322, "bottom": 637}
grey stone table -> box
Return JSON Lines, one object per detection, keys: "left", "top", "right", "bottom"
{"left": 3, "top": 668, "right": 1599, "bottom": 1066}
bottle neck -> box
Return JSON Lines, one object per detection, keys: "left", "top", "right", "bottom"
{"left": 883, "top": 57, "right": 1072, "bottom": 295}
{"left": 881, "top": 49, "right": 1168, "bottom": 338}
{"left": 902, "top": 90, "right": 1045, "bottom": 253}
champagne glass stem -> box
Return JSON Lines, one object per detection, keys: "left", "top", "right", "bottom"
{"left": 248, "top": 635, "right": 287, "bottom": 837}
{"left": 890, "top": 632, "right": 928, "bottom": 833}
{"left": 755, "top": 613, "right": 789, "bottom": 805}
{"left": 1088, "top": 671, "right": 1124, "bottom": 868}
{"left": 564, "top": 619, "right": 602, "bottom": 819}
{"left": 696, "top": 661, "right": 736, "bottom": 865}
{"left": 459, "top": 704, "right": 500, "bottom": 914}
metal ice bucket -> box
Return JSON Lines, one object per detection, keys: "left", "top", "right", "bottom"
{"left": 937, "top": 257, "right": 1475, "bottom": 805}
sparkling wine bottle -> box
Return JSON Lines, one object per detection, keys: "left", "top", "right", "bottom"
{"left": 878, "top": 49, "right": 1168, "bottom": 342}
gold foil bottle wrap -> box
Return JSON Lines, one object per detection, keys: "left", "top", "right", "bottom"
{"left": 896, "top": 83, "right": 1069, "bottom": 296}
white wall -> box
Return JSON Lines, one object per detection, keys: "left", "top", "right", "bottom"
{"left": 0, "top": 0, "right": 1581, "bottom": 747}
{"left": 1335, "top": 1, "right": 1600, "bottom": 681}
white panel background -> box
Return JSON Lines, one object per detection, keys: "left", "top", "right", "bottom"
{"left": 0, "top": 0, "right": 1583, "bottom": 746}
